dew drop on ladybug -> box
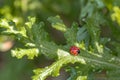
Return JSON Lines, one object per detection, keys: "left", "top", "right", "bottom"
{"left": 70, "top": 46, "right": 80, "bottom": 56}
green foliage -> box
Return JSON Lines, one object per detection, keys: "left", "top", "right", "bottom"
{"left": 47, "top": 15, "right": 67, "bottom": 32}
{"left": 11, "top": 48, "right": 39, "bottom": 59}
{"left": 0, "top": 0, "right": 120, "bottom": 80}
{"left": 64, "top": 22, "right": 78, "bottom": 45}
{"left": 32, "top": 50, "right": 85, "bottom": 80}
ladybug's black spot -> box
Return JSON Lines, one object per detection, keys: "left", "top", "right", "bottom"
{"left": 77, "top": 50, "right": 80, "bottom": 54}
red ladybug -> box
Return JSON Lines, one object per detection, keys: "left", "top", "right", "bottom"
{"left": 70, "top": 46, "right": 80, "bottom": 56}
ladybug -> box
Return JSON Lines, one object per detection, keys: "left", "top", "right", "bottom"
{"left": 70, "top": 46, "right": 80, "bottom": 56}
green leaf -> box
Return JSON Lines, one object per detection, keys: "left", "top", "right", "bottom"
{"left": 40, "top": 41, "right": 59, "bottom": 59}
{"left": 107, "top": 69, "right": 120, "bottom": 80}
{"left": 64, "top": 22, "right": 78, "bottom": 45}
{"left": 67, "top": 64, "right": 90, "bottom": 80}
{"left": 25, "top": 17, "right": 36, "bottom": 41}
{"left": 0, "top": 19, "right": 26, "bottom": 37}
{"left": 67, "top": 67, "right": 77, "bottom": 80}
{"left": 77, "top": 26, "right": 88, "bottom": 42}
{"left": 31, "top": 22, "right": 48, "bottom": 46}
{"left": 47, "top": 15, "right": 67, "bottom": 32}
{"left": 0, "top": 18, "right": 29, "bottom": 44}
{"left": 11, "top": 48, "right": 39, "bottom": 59}
{"left": 76, "top": 76, "right": 87, "bottom": 80}
{"left": 80, "top": 1, "right": 95, "bottom": 18}
{"left": 57, "top": 49, "right": 70, "bottom": 59}
{"left": 32, "top": 50, "right": 86, "bottom": 80}
{"left": 32, "top": 48, "right": 120, "bottom": 80}
{"left": 80, "top": 0, "right": 105, "bottom": 19}
{"left": 85, "top": 15, "right": 103, "bottom": 53}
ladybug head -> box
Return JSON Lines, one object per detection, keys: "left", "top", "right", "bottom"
{"left": 77, "top": 49, "right": 80, "bottom": 54}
